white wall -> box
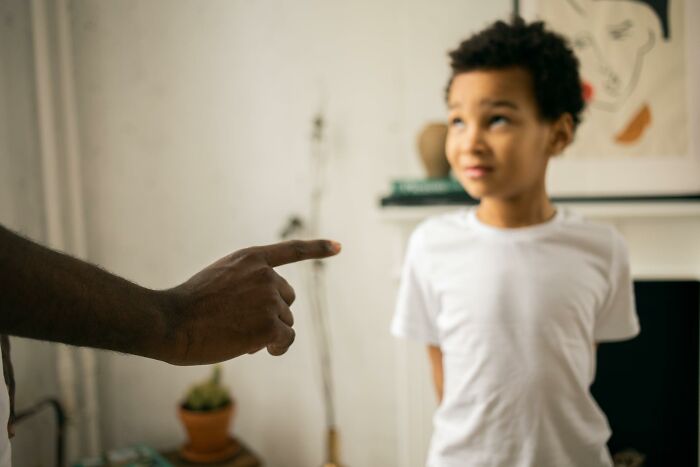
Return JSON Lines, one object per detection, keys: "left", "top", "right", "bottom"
{"left": 67, "top": 1, "right": 511, "bottom": 466}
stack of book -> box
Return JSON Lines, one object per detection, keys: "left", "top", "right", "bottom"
{"left": 381, "top": 177, "right": 477, "bottom": 206}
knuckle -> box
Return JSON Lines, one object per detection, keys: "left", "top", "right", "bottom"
{"left": 237, "top": 248, "right": 264, "bottom": 264}
{"left": 261, "top": 319, "right": 277, "bottom": 338}
{"left": 286, "top": 310, "right": 295, "bottom": 326}
{"left": 275, "top": 325, "right": 294, "bottom": 344}
{"left": 255, "top": 266, "right": 276, "bottom": 283}
{"left": 262, "top": 267, "right": 277, "bottom": 281}
{"left": 267, "top": 327, "right": 295, "bottom": 356}
{"left": 267, "top": 297, "right": 282, "bottom": 313}
{"left": 291, "top": 240, "right": 307, "bottom": 260}
{"left": 268, "top": 325, "right": 284, "bottom": 344}
{"left": 263, "top": 302, "right": 279, "bottom": 319}
{"left": 249, "top": 251, "right": 267, "bottom": 265}
{"left": 234, "top": 246, "right": 255, "bottom": 260}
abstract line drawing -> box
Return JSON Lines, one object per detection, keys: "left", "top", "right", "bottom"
{"left": 534, "top": 0, "right": 687, "bottom": 155}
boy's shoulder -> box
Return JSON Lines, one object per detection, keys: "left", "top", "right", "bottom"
{"left": 558, "top": 208, "right": 623, "bottom": 242}
{"left": 411, "top": 208, "right": 470, "bottom": 239}
{"left": 555, "top": 209, "right": 629, "bottom": 264}
{"left": 405, "top": 209, "right": 471, "bottom": 258}
{"left": 415, "top": 208, "right": 469, "bottom": 231}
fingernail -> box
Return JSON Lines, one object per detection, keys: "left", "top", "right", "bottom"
{"left": 330, "top": 240, "right": 342, "bottom": 253}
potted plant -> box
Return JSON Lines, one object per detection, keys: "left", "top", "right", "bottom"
{"left": 178, "top": 365, "right": 238, "bottom": 463}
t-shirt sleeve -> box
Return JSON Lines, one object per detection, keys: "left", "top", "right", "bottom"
{"left": 594, "top": 230, "right": 640, "bottom": 342}
{"left": 390, "top": 227, "right": 440, "bottom": 345}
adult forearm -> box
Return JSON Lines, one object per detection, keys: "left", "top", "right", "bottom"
{"left": 0, "top": 225, "right": 170, "bottom": 360}
{"left": 0, "top": 224, "right": 341, "bottom": 365}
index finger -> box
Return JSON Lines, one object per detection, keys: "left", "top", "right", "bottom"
{"left": 261, "top": 239, "right": 341, "bottom": 267}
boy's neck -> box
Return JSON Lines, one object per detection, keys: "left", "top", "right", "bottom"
{"left": 476, "top": 190, "right": 556, "bottom": 229}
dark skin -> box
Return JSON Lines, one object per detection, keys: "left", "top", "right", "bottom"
{"left": 0, "top": 224, "right": 341, "bottom": 365}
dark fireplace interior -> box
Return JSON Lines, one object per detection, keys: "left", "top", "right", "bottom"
{"left": 591, "top": 280, "right": 700, "bottom": 467}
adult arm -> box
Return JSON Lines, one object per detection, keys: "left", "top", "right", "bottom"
{"left": 0, "top": 224, "right": 340, "bottom": 365}
{"left": 427, "top": 344, "right": 444, "bottom": 402}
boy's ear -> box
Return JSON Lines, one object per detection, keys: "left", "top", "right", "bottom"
{"left": 548, "top": 113, "right": 574, "bottom": 157}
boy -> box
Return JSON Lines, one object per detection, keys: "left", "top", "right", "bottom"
{"left": 391, "top": 18, "right": 640, "bottom": 467}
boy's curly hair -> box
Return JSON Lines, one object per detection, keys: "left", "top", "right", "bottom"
{"left": 447, "top": 17, "right": 585, "bottom": 128}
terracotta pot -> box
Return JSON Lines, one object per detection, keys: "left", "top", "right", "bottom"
{"left": 179, "top": 402, "right": 234, "bottom": 453}
{"left": 417, "top": 122, "right": 450, "bottom": 178}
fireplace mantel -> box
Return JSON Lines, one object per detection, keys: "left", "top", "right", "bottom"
{"left": 379, "top": 200, "right": 700, "bottom": 281}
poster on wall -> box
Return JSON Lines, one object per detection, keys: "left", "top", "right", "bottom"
{"left": 520, "top": 0, "right": 700, "bottom": 198}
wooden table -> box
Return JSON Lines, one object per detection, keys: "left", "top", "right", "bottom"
{"left": 161, "top": 439, "right": 262, "bottom": 467}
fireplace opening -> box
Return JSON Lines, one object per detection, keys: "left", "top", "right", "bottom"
{"left": 591, "top": 280, "right": 700, "bottom": 467}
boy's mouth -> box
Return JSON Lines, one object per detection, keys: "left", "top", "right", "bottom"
{"left": 463, "top": 165, "right": 494, "bottom": 179}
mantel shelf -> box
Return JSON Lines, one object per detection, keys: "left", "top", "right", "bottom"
{"left": 379, "top": 200, "right": 700, "bottom": 223}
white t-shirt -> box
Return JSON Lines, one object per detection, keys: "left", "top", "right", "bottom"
{"left": 391, "top": 207, "right": 639, "bottom": 467}
{"left": 0, "top": 356, "right": 11, "bottom": 466}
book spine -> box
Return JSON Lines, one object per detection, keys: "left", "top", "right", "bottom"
{"left": 391, "top": 178, "right": 463, "bottom": 195}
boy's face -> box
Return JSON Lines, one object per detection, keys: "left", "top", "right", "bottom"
{"left": 446, "top": 67, "right": 563, "bottom": 201}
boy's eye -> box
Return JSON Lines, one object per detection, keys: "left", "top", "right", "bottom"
{"left": 449, "top": 117, "right": 465, "bottom": 129}
{"left": 488, "top": 115, "right": 509, "bottom": 127}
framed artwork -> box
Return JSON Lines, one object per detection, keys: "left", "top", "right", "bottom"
{"left": 516, "top": 0, "right": 700, "bottom": 199}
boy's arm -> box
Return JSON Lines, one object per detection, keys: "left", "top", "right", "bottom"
{"left": 0, "top": 224, "right": 340, "bottom": 364}
{"left": 427, "top": 345, "right": 444, "bottom": 402}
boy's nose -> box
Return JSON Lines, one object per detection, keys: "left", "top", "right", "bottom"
{"left": 458, "top": 126, "right": 487, "bottom": 155}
